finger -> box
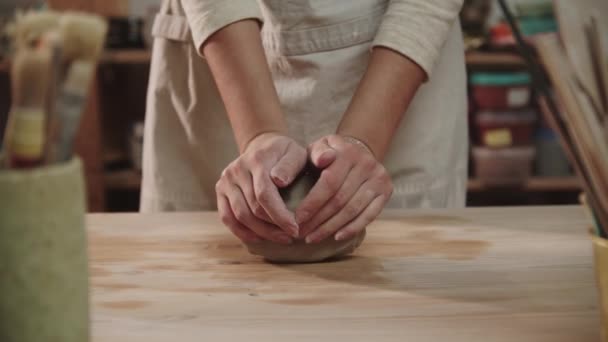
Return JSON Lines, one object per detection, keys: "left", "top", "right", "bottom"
{"left": 305, "top": 181, "right": 378, "bottom": 244}
{"left": 299, "top": 163, "right": 370, "bottom": 237}
{"left": 309, "top": 137, "right": 337, "bottom": 169}
{"left": 335, "top": 195, "right": 386, "bottom": 241}
{"left": 217, "top": 195, "right": 260, "bottom": 243}
{"left": 231, "top": 166, "right": 272, "bottom": 223}
{"left": 295, "top": 157, "right": 351, "bottom": 225}
{"left": 252, "top": 171, "right": 299, "bottom": 237}
{"left": 226, "top": 185, "right": 294, "bottom": 244}
{"left": 270, "top": 142, "right": 307, "bottom": 188}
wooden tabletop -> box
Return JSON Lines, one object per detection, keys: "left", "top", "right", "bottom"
{"left": 88, "top": 206, "right": 600, "bottom": 342}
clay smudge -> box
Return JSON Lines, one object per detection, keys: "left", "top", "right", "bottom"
{"left": 361, "top": 229, "right": 490, "bottom": 260}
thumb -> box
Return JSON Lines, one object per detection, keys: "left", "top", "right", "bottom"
{"left": 309, "top": 137, "right": 337, "bottom": 169}
{"left": 270, "top": 145, "right": 307, "bottom": 188}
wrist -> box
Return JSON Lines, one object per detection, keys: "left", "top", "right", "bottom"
{"left": 336, "top": 126, "right": 383, "bottom": 159}
{"left": 338, "top": 134, "right": 375, "bottom": 158}
{"left": 241, "top": 129, "right": 286, "bottom": 154}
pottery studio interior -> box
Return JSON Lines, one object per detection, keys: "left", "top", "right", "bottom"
{"left": 0, "top": 1, "right": 607, "bottom": 341}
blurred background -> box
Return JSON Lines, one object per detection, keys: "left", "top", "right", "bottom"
{"left": 0, "top": 0, "right": 580, "bottom": 212}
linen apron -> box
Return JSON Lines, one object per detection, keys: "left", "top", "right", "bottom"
{"left": 141, "top": 0, "right": 469, "bottom": 212}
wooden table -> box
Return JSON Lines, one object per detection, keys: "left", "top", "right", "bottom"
{"left": 88, "top": 206, "right": 600, "bottom": 341}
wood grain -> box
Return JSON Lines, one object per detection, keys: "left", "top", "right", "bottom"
{"left": 87, "top": 206, "right": 600, "bottom": 342}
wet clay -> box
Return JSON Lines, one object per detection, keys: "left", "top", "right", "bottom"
{"left": 244, "top": 164, "right": 366, "bottom": 263}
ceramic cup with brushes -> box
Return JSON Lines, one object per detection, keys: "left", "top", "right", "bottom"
{"left": 244, "top": 163, "right": 366, "bottom": 263}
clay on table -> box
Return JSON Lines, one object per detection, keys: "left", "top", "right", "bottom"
{"left": 244, "top": 164, "right": 366, "bottom": 263}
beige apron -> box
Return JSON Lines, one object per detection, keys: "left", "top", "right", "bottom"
{"left": 140, "top": 0, "right": 468, "bottom": 212}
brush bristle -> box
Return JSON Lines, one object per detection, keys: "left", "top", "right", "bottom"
{"left": 10, "top": 10, "right": 61, "bottom": 48}
{"left": 59, "top": 12, "right": 108, "bottom": 61}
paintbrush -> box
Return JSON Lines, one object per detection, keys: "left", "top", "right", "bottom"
{"left": 580, "top": 193, "right": 602, "bottom": 237}
{"left": 7, "top": 10, "right": 63, "bottom": 166}
{"left": 58, "top": 12, "right": 107, "bottom": 63}
{"left": 52, "top": 60, "right": 96, "bottom": 162}
{"left": 498, "top": 0, "right": 608, "bottom": 237}
{"left": 3, "top": 47, "right": 52, "bottom": 168}
{"left": 45, "top": 12, "right": 108, "bottom": 162}
{"left": 38, "top": 30, "right": 65, "bottom": 164}
{"left": 586, "top": 15, "right": 608, "bottom": 136}
{"left": 8, "top": 10, "right": 60, "bottom": 48}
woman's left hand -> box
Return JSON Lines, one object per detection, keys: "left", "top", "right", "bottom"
{"left": 296, "top": 135, "right": 393, "bottom": 243}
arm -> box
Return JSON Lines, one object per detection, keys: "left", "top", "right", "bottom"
{"left": 339, "top": 0, "right": 464, "bottom": 158}
{"left": 341, "top": 0, "right": 464, "bottom": 157}
{"left": 297, "top": 0, "right": 464, "bottom": 242}
{"left": 337, "top": 47, "right": 425, "bottom": 160}
{"left": 181, "top": 1, "right": 306, "bottom": 241}
{"left": 201, "top": 20, "right": 286, "bottom": 152}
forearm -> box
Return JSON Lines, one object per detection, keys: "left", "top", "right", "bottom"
{"left": 337, "top": 47, "right": 425, "bottom": 160}
{"left": 202, "top": 20, "right": 287, "bottom": 153}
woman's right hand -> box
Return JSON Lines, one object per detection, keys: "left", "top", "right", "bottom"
{"left": 216, "top": 132, "right": 307, "bottom": 244}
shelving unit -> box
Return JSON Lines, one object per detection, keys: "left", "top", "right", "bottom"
{"left": 465, "top": 48, "right": 581, "bottom": 205}
{"left": 467, "top": 177, "right": 581, "bottom": 192}
{"left": 465, "top": 51, "right": 526, "bottom": 69}
{"left": 0, "top": 47, "right": 583, "bottom": 210}
{"left": 0, "top": 59, "right": 9, "bottom": 72}
{"left": 101, "top": 50, "right": 152, "bottom": 64}
{"left": 103, "top": 167, "right": 581, "bottom": 194}
{"left": 0, "top": 49, "right": 152, "bottom": 71}
{"left": 99, "top": 50, "right": 525, "bottom": 69}
{"left": 104, "top": 169, "right": 141, "bottom": 191}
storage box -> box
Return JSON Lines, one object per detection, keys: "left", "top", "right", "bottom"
{"left": 470, "top": 72, "right": 532, "bottom": 110}
{"left": 475, "top": 110, "right": 537, "bottom": 147}
{"left": 472, "top": 146, "right": 535, "bottom": 184}
{"left": 515, "top": 0, "right": 553, "bottom": 18}
{"left": 535, "top": 127, "right": 572, "bottom": 176}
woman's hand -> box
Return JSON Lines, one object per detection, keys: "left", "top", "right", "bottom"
{"left": 216, "top": 132, "right": 307, "bottom": 244}
{"left": 296, "top": 135, "right": 393, "bottom": 243}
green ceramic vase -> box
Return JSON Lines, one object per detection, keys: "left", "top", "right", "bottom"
{"left": 0, "top": 158, "right": 89, "bottom": 342}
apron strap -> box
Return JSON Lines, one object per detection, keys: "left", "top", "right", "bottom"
{"left": 152, "top": 0, "right": 190, "bottom": 42}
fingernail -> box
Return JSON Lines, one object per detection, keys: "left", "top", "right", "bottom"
{"left": 296, "top": 211, "right": 310, "bottom": 225}
{"left": 305, "top": 235, "right": 316, "bottom": 244}
{"left": 272, "top": 174, "right": 287, "bottom": 186}
{"left": 335, "top": 232, "right": 346, "bottom": 241}
{"left": 290, "top": 226, "right": 299, "bottom": 238}
{"left": 288, "top": 217, "right": 300, "bottom": 235}
{"left": 291, "top": 228, "right": 300, "bottom": 239}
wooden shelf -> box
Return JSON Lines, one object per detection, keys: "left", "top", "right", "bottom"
{"left": 465, "top": 51, "right": 527, "bottom": 69}
{"left": 100, "top": 50, "right": 151, "bottom": 64}
{"left": 103, "top": 171, "right": 580, "bottom": 193}
{"left": 468, "top": 177, "right": 581, "bottom": 192}
{"left": 103, "top": 149, "right": 129, "bottom": 165}
{"left": 4, "top": 50, "right": 523, "bottom": 72}
{"left": 0, "top": 59, "right": 9, "bottom": 73}
{"left": 104, "top": 169, "right": 141, "bottom": 191}
{"left": 1, "top": 49, "right": 152, "bottom": 72}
